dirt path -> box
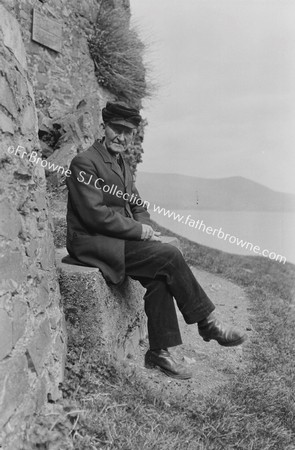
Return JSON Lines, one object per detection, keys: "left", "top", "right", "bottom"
{"left": 126, "top": 267, "right": 253, "bottom": 402}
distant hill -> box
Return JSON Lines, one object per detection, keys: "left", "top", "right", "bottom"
{"left": 135, "top": 172, "right": 295, "bottom": 211}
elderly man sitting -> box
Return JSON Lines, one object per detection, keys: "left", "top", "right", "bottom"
{"left": 66, "top": 101, "right": 246, "bottom": 380}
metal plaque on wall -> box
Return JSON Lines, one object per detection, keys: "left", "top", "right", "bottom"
{"left": 32, "top": 9, "right": 62, "bottom": 52}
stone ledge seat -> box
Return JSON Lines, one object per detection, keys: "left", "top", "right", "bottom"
{"left": 56, "top": 236, "right": 179, "bottom": 359}
{"left": 61, "top": 253, "right": 90, "bottom": 266}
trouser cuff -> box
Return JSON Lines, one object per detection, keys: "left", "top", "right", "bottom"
{"left": 148, "top": 332, "right": 182, "bottom": 350}
{"left": 183, "top": 303, "right": 215, "bottom": 325}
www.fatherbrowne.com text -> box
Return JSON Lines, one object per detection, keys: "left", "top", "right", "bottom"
{"left": 7, "top": 145, "right": 287, "bottom": 264}
{"left": 152, "top": 205, "right": 286, "bottom": 264}
{"left": 76, "top": 170, "right": 286, "bottom": 264}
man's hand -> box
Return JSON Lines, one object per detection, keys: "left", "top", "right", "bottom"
{"left": 140, "top": 224, "right": 162, "bottom": 241}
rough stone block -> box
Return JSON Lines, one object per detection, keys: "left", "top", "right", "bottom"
{"left": 39, "top": 238, "right": 55, "bottom": 270}
{"left": 0, "top": 309, "right": 13, "bottom": 360}
{"left": 47, "top": 334, "right": 66, "bottom": 400}
{"left": 32, "top": 190, "right": 47, "bottom": 211}
{"left": 46, "top": 141, "right": 77, "bottom": 176}
{"left": 0, "top": 292, "right": 10, "bottom": 309}
{"left": 27, "top": 320, "right": 52, "bottom": 375}
{"left": 21, "top": 103, "right": 38, "bottom": 135}
{"left": 0, "top": 247, "right": 25, "bottom": 285}
{"left": 36, "top": 278, "right": 51, "bottom": 310}
{"left": 0, "top": 110, "right": 14, "bottom": 134}
{"left": 56, "top": 248, "right": 147, "bottom": 359}
{"left": 35, "top": 376, "right": 47, "bottom": 412}
{"left": 12, "top": 300, "right": 27, "bottom": 346}
{"left": 36, "top": 73, "right": 49, "bottom": 85}
{"left": 25, "top": 239, "right": 39, "bottom": 258}
{"left": 0, "top": 76, "right": 18, "bottom": 118}
{"left": 0, "top": 280, "right": 18, "bottom": 298}
{"left": 0, "top": 198, "right": 22, "bottom": 240}
{"left": 0, "top": 356, "right": 29, "bottom": 429}
{"left": 0, "top": 5, "right": 28, "bottom": 70}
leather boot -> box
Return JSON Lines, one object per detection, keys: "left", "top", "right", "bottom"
{"left": 198, "top": 312, "right": 247, "bottom": 346}
{"left": 145, "top": 349, "right": 192, "bottom": 379}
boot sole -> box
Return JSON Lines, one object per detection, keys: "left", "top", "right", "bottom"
{"left": 203, "top": 334, "right": 247, "bottom": 347}
{"left": 145, "top": 359, "right": 192, "bottom": 380}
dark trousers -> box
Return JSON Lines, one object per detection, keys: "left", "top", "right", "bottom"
{"left": 124, "top": 240, "right": 215, "bottom": 349}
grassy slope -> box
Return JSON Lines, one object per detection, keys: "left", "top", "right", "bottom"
{"left": 59, "top": 221, "right": 295, "bottom": 450}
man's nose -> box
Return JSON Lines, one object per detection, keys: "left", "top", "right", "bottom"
{"left": 117, "top": 132, "right": 125, "bottom": 142}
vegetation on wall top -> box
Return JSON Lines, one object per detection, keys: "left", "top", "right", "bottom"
{"left": 88, "top": 4, "right": 153, "bottom": 107}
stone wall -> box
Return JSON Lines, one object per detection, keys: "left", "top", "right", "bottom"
{"left": 0, "top": 1, "right": 148, "bottom": 447}
{"left": 0, "top": 0, "right": 143, "bottom": 185}
{"left": 1, "top": 0, "right": 116, "bottom": 119}
{"left": 0, "top": 0, "right": 111, "bottom": 185}
{"left": 0, "top": 6, "right": 66, "bottom": 448}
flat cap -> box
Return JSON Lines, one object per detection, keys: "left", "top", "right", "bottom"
{"left": 102, "top": 101, "right": 142, "bottom": 129}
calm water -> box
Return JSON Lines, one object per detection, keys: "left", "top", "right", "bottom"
{"left": 149, "top": 209, "right": 295, "bottom": 265}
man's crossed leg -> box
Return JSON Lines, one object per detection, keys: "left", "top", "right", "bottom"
{"left": 125, "top": 240, "right": 246, "bottom": 379}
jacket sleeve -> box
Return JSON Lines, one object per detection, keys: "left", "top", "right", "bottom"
{"left": 129, "top": 183, "right": 153, "bottom": 225}
{"left": 67, "top": 155, "right": 143, "bottom": 240}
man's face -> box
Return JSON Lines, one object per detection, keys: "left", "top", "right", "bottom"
{"left": 104, "top": 122, "right": 135, "bottom": 154}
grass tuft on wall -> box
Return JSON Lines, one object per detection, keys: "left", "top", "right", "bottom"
{"left": 88, "top": 5, "right": 153, "bottom": 106}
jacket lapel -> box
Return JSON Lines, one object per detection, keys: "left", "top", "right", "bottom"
{"left": 121, "top": 157, "right": 131, "bottom": 189}
{"left": 93, "top": 140, "right": 125, "bottom": 185}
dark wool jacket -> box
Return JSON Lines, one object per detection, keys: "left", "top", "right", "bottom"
{"left": 66, "top": 140, "right": 152, "bottom": 284}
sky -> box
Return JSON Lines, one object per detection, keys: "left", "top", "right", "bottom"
{"left": 130, "top": 0, "right": 295, "bottom": 194}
